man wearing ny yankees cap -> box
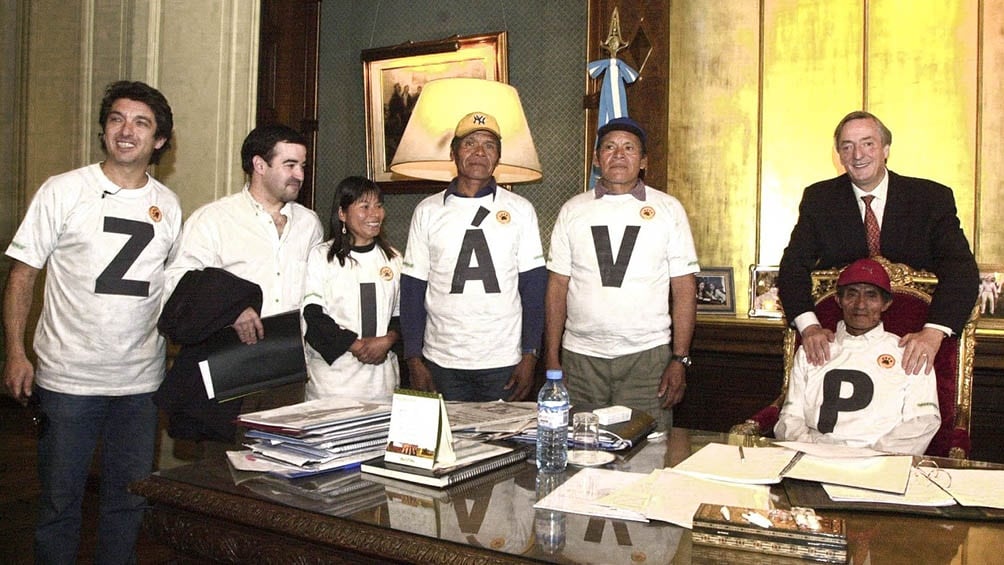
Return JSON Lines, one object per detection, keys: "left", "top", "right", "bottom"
{"left": 400, "top": 111, "right": 546, "bottom": 401}
{"left": 775, "top": 258, "right": 941, "bottom": 455}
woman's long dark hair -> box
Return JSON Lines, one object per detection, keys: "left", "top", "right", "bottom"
{"left": 327, "top": 176, "right": 397, "bottom": 266}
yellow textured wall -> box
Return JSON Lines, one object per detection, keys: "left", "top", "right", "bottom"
{"left": 669, "top": 0, "right": 1003, "bottom": 316}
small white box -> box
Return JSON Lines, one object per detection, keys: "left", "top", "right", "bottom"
{"left": 593, "top": 405, "right": 631, "bottom": 425}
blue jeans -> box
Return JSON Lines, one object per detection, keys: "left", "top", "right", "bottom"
{"left": 426, "top": 361, "right": 515, "bottom": 401}
{"left": 34, "top": 388, "right": 158, "bottom": 565}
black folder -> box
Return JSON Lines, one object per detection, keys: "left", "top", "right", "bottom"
{"left": 198, "top": 310, "right": 307, "bottom": 401}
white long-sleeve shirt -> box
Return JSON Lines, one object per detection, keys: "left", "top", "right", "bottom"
{"left": 775, "top": 321, "right": 940, "bottom": 455}
{"left": 165, "top": 186, "right": 323, "bottom": 317}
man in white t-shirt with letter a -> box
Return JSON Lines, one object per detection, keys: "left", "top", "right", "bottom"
{"left": 400, "top": 112, "right": 546, "bottom": 402}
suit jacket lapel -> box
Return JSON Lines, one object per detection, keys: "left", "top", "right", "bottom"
{"left": 835, "top": 176, "right": 868, "bottom": 251}
{"left": 880, "top": 170, "right": 905, "bottom": 254}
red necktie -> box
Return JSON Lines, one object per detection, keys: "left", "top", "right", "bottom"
{"left": 862, "top": 195, "right": 881, "bottom": 256}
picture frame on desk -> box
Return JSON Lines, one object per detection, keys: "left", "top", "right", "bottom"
{"left": 977, "top": 264, "right": 1004, "bottom": 331}
{"left": 749, "top": 265, "right": 783, "bottom": 319}
{"left": 696, "top": 267, "right": 735, "bottom": 315}
{"left": 361, "top": 32, "right": 508, "bottom": 193}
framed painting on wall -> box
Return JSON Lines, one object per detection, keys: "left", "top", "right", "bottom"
{"left": 749, "top": 265, "right": 783, "bottom": 319}
{"left": 696, "top": 268, "right": 735, "bottom": 315}
{"left": 361, "top": 32, "right": 508, "bottom": 192}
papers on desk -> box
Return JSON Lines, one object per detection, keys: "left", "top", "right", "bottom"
{"left": 784, "top": 454, "right": 913, "bottom": 494}
{"left": 672, "top": 443, "right": 797, "bottom": 484}
{"left": 775, "top": 441, "right": 887, "bottom": 458}
{"left": 237, "top": 397, "right": 392, "bottom": 435}
{"left": 675, "top": 440, "right": 912, "bottom": 494}
{"left": 534, "top": 467, "right": 772, "bottom": 529}
{"left": 445, "top": 401, "right": 537, "bottom": 432}
{"left": 824, "top": 467, "right": 1004, "bottom": 509}
{"left": 234, "top": 398, "right": 393, "bottom": 478}
{"left": 669, "top": 441, "right": 912, "bottom": 494}
{"left": 936, "top": 469, "right": 1004, "bottom": 509}
{"left": 638, "top": 470, "right": 772, "bottom": 529}
{"left": 823, "top": 467, "right": 956, "bottom": 507}
{"left": 534, "top": 468, "right": 650, "bottom": 522}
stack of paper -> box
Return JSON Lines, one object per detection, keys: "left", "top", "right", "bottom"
{"left": 233, "top": 398, "right": 392, "bottom": 478}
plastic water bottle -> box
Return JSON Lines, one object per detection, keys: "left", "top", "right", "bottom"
{"left": 534, "top": 471, "right": 566, "bottom": 554}
{"left": 537, "top": 369, "right": 569, "bottom": 472}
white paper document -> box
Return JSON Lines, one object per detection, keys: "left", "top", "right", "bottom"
{"left": 446, "top": 401, "right": 537, "bottom": 431}
{"left": 937, "top": 468, "right": 1004, "bottom": 509}
{"left": 672, "top": 442, "right": 797, "bottom": 484}
{"left": 237, "top": 397, "right": 391, "bottom": 433}
{"left": 784, "top": 453, "right": 913, "bottom": 494}
{"left": 534, "top": 468, "right": 650, "bottom": 522}
{"left": 823, "top": 467, "right": 956, "bottom": 507}
{"left": 636, "top": 469, "right": 772, "bottom": 529}
{"left": 774, "top": 441, "right": 887, "bottom": 459}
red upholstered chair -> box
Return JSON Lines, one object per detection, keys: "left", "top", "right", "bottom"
{"left": 730, "top": 256, "right": 978, "bottom": 459}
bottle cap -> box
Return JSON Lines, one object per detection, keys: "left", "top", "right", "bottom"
{"left": 545, "top": 369, "right": 563, "bottom": 380}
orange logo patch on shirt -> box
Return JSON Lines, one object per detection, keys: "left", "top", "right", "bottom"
{"left": 640, "top": 206, "right": 655, "bottom": 220}
{"left": 496, "top": 210, "right": 511, "bottom": 224}
{"left": 380, "top": 266, "right": 394, "bottom": 281}
{"left": 149, "top": 206, "right": 162, "bottom": 222}
{"left": 877, "top": 354, "right": 896, "bottom": 369}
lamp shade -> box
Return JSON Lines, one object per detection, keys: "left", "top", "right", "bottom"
{"left": 389, "top": 78, "right": 542, "bottom": 184}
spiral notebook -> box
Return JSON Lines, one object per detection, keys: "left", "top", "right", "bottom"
{"left": 361, "top": 441, "right": 531, "bottom": 488}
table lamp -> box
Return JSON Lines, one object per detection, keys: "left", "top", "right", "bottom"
{"left": 389, "top": 77, "right": 542, "bottom": 184}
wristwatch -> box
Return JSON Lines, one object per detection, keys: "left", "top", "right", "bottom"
{"left": 670, "top": 354, "right": 692, "bottom": 368}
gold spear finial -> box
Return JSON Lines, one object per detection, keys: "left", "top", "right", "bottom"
{"left": 600, "top": 7, "right": 629, "bottom": 57}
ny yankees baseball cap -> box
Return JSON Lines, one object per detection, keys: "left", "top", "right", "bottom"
{"left": 454, "top": 112, "right": 501, "bottom": 140}
{"left": 838, "top": 258, "right": 892, "bottom": 293}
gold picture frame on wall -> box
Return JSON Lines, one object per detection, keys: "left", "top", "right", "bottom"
{"left": 749, "top": 265, "right": 782, "bottom": 319}
{"left": 361, "top": 32, "right": 508, "bottom": 193}
{"left": 696, "top": 267, "right": 735, "bottom": 315}
{"left": 977, "top": 265, "right": 1004, "bottom": 331}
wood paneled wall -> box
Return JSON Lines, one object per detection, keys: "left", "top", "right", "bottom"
{"left": 591, "top": 0, "right": 1004, "bottom": 319}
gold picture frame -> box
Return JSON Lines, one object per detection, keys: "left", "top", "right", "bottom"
{"left": 696, "top": 267, "right": 735, "bottom": 315}
{"left": 361, "top": 32, "right": 508, "bottom": 193}
{"left": 977, "top": 264, "right": 1004, "bottom": 332}
{"left": 749, "top": 265, "right": 783, "bottom": 319}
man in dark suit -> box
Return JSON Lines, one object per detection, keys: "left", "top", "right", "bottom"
{"left": 778, "top": 110, "right": 978, "bottom": 376}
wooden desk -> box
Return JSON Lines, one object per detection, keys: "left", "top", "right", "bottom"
{"left": 132, "top": 429, "right": 1004, "bottom": 564}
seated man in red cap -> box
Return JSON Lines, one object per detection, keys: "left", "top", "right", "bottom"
{"left": 775, "top": 258, "right": 940, "bottom": 455}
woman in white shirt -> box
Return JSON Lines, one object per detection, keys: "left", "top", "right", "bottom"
{"left": 301, "top": 176, "right": 402, "bottom": 402}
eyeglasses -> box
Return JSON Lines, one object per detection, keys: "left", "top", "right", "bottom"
{"left": 917, "top": 457, "right": 952, "bottom": 489}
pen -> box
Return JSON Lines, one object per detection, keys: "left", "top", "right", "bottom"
{"left": 739, "top": 445, "right": 745, "bottom": 463}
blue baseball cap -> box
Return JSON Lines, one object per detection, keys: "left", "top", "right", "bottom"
{"left": 596, "top": 117, "right": 647, "bottom": 152}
